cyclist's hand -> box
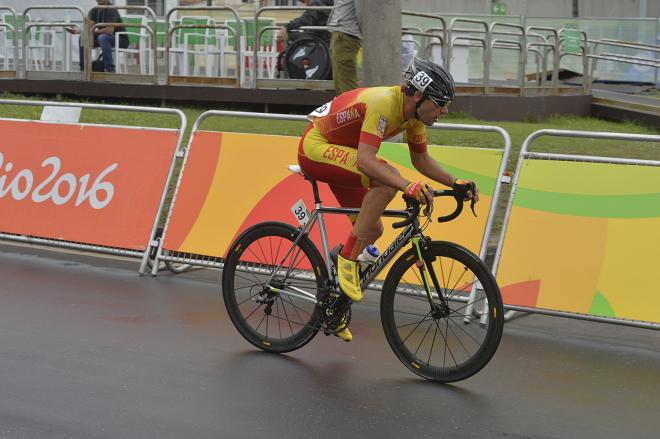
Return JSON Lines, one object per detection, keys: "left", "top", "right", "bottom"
{"left": 453, "top": 179, "right": 479, "bottom": 202}
{"left": 404, "top": 181, "right": 433, "bottom": 205}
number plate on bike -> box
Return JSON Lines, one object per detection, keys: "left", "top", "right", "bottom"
{"left": 291, "top": 199, "right": 311, "bottom": 226}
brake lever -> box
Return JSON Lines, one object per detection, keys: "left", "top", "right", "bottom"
{"left": 423, "top": 201, "right": 433, "bottom": 220}
{"left": 469, "top": 198, "right": 477, "bottom": 217}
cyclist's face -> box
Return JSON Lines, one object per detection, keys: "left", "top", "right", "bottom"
{"left": 417, "top": 98, "right": 450, "bottom": 126}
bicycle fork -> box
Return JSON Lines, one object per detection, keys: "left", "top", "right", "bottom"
{"left": 411, "top": 236, "right": 451, "bottom": 319}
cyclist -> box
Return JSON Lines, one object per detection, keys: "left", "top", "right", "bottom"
{"left": 298, "top": 58, "right": 479, "bottom": 342}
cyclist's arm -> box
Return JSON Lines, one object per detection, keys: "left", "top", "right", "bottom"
{"left": 356, "top": 143, "right": 409, "bottom": 191}
{"left": 409, "top": 149, "right": 456, "bottom": 188}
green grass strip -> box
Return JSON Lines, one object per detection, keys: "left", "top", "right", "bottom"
{"left": 514, "top": 188, "right": 660, "bottom": 218}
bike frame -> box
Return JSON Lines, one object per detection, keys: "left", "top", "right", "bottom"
{"left": 264, "top": 206, "right": 421, "bottom": 306}
{"left": 263, "top": 177, "right": 437, "bottom": 308}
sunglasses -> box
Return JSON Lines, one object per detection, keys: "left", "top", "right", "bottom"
{"left": 428, "top": 98, "right": 450, "bottom": 109}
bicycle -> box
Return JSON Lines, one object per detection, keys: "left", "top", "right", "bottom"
{"left": 221, "top": 165, "right": 504, "bottom": 383}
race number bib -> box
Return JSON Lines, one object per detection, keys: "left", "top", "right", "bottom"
{"left": 291, "top": 199, "right": 311, "bottom": 226}
{"left": 307, "top": 101, "right": 332, "bottom": 121}
{"left": 410, "top": 71, "right": 433, "bottom": 92}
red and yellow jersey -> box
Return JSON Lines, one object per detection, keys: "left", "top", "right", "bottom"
{"left": 307, "top": 86, "right": 428, "bottom": 153}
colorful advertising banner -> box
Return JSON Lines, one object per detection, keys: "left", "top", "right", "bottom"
{"left": 497, "top": 159, "right": 660, "bottom": 324}
{"left": 0, "top": 119, "right": 179, "bottom": 250}
{"left": 163, "top": 131, "right": 503, "bottom": 277}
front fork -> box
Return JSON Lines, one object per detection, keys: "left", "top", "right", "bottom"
{"left": 411, "top": 236, "right": 450, "bottom": 319}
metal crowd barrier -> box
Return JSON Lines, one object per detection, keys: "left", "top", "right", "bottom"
{"left": 526, "top": 26, "right": 560, "bottom": 91}
{"left": 0, "top": 7, "right": 18, "bottom": 77}
{"left": 588, "top": 38, "right": 660, "bottom": 88}
{"left": 403, "top": 11, "right": 448, "bottom": 67}
{"left": 492, "top": 129, "right": 660, "bottom": 330}
{"left": 490, "top": 22, "right": 526, "bottom": 95}
{"left": 0, "top": 99, "right": 187, "bottom": 270}
{"left": 165, "top": 6, "right": 241, "bottom": 86}
{"left": 21, "top": 6, "right": 85, "bottom": 80}
{"left": 4, "top": 5, "right": 657, "bottom": 96}
{"left": 448, "top": 18, "right": 491, "bottom": 90}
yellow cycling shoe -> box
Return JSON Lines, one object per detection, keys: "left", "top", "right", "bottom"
{"left": 335, "top": 316, "right": 352, "bottom": 342}
{"left": 337, "top": 254, "right": 363, "bottom": 302}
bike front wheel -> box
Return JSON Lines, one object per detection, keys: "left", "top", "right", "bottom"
{"left": 381, "top": 241, "right": 504, "bottom": 383}
{"left": 222, "top": 222, "right": 326, "bottom": 353}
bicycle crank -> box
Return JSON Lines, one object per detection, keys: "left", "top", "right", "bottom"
{"left": 317, "top": 290, "right": 352, "bottom": 336}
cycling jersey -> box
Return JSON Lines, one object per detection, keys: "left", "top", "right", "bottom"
{"left": 308, "top": 85, "right": 428, "bottom": 153}
{"left": 298, "top": 85, "right": 428, "bottom": 209}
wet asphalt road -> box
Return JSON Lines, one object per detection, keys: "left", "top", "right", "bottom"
{"left": 0, "top": 243, "right": 658, "bottom": 439}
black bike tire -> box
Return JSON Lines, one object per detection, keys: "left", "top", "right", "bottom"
{"left": 380, "top": 241, "right": 504, "bottom": 383}
{"left": 222, "top": 222, "right": 326, "bottom": 353}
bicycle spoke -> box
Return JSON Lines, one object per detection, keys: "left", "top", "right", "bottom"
{"left": 438, "top": 256, "right": 448, "bottom": 292}
{"left": 395, "top": 315, "right": 435, "bottom": 329}
{"left": 445, "top": 315, "right": 487, "bottom": 347}
{"left": 274, "top": 237, "right": 284, "bottom": 270}
{"left": 447, "top": 295, "right": 487, "bottom": 315}
{"left": 278, "top": 296, "right": 296, "bottom": 337}
{"left": 256, "top": 239, "right": 270, "bottom": 268}
{"left": 427, "top": 321, "right": 439, "bottom": 366}
{"left": 436, "top": 318, "right": 458, "bottom": 368}
{"left": 401, "top": 309, "right": 433, "bottom": 344}
{"left": 254, "top": 310, "right": 267, "bottom": 333}
{"left": 445, "top": 267, "right": 470, "bottom": 301}
{"left": 280, "top": 293, "right": 313, "bottom": 320}
{"left": 236, "top": 289, "right": 262, "bottom": 307}
{"left": 252, "top": 310, "right": 314, "bottom": 331}
{"left": 414, "top": 323, "right": 433, "bottom": 356}
{"left": 233, "top": 272, "right": 265, "bottom": 288}
{"left": 240, "top": 301, "right": 264, "bottom": 322}
{"left": 445, "top": 318, "right": 473, "bottom": 357}
{"left": 284, "top": 245, "right": 305, "bottom": 279}
{"left": 446, "top": 258, "right": 456, "bottom": 290}
{"left": 275, "top": 299, "right": 282, "bottom": 338}
{"left": 393, "top": 309, "right": 434, "bottom": 319}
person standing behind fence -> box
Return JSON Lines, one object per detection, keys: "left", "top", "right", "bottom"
{"left": 66, "top": 0, "right": 129, "bottom": 73}
{"left": 327, "top": 0, "right": 362, "bottom": 94}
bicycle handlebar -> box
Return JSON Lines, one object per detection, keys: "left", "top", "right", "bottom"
{"left": 392, "top": 187, "right": 476, "bottom": 229}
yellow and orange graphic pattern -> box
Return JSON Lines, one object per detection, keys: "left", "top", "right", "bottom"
{"left": 497, "top": 159, "right": 660, "bottom": 324}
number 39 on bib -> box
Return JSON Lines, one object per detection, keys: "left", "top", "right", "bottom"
{"left": 291, "top": 199, "right": 311, "bottom": 226}
{"left": 411, "top": 71, "right": 433, "bottom": 92}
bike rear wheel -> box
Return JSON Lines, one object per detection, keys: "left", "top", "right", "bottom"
{"left": 222, "top": 222, "right": 326, "bottom": 353}
{"left": 381, "top": 241, "right": 504, "bottom": 383}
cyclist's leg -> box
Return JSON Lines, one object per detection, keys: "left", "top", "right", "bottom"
{"left": 298, "top": 130, "right": 369, "bottom": 304}
{"left": 349, "top": 164, "right": 400, "bottom": 254}
{"left": 328, "top": 185, "right": 365, "bottom": 224}
{"left": 299, "top": 130, "right": 400, "bottom": 302}
{"left": 299, "top": 134, "right": 398, "bottom": 255}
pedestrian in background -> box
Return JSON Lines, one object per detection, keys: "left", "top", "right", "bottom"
{"left": 327, "top": 0, "right": 361, "bottom": 94}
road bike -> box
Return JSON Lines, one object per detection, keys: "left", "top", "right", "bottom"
{"left": 221, "top": 165, "right": 504, "bottom": 383}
